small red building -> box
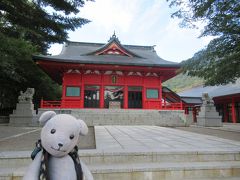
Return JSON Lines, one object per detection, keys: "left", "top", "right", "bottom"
{"left": 179, "top": 84, "right": 240, "bottom": 123}
{"left": 33, "top": 34, "right": 182, "bottom": 110}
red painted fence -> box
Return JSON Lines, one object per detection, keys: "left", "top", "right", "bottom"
{"left": 40, "top": 100, "right": 61, "bottom": 108}
{"left": 40, "top": 99, "right": 183, "bottom": 110}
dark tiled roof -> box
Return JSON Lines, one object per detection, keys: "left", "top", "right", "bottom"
{"left": 33, "top": 39, "right": 180, "bottom": 68}
{"left": 181, "top": 97, "right": 202, "bottom": 104}
{"left": 178, "top": 80, "right": 240, "bottom": 98}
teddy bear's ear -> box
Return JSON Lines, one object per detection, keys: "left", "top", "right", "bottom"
{"left": 39, "top": 111, "right": 56, "bottom": 125}
{"left": 77, "top": 119, "right": 88, "bottom": 136}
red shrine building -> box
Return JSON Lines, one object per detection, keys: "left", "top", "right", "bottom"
{"left": 179, "top": 84, "right": 240, "bottom": 123}
{"left": 33, "top": 34, "right": 183, "bottom": 110}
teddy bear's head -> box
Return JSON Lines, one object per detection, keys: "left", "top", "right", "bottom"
{"left": 39, "top": 111, "right": 88, "bottom": 157}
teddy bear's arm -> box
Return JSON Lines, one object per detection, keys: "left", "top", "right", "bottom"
{"left": 23, "top": 151, "right": 42, "bottom": 180}
{"left": 80, "top": 160, "right": 94, "bottom": 180}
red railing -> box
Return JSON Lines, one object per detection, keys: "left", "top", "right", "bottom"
{"left": 41, "top": 99, "right": 61, "bottom": 108}
{"left": 162, "top": 102, "right": 183, "bottom": 110}
{"left": 40, "top": 99, "right": 184, "bottom": 110}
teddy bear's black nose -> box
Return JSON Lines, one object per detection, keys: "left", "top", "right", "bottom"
{"left": 58, "top": 143, "right": 63, "bottom": 147}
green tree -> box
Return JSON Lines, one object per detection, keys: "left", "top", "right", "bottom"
{"left": 167, "top": 0, "right": 240, "bottom": 85}
{"left": 0, "top": 0, "right": 90, "bottom": 52}
{"left": 0, "top": 0, "right": 90, "bottom": 110}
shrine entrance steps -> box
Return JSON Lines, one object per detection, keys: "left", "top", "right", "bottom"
{"left": 38, "top": 108, "right": 189, "bottom": 127}
{"left": 1, "top": 126, "right": 240, "bottom": 180}
{"left": 1, "top": 150, "right": 240, "bottom": 180}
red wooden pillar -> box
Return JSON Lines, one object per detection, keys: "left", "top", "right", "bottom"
{"left": 159, "top": 76, "right": 162, "bottom": 109}
{"left": 100, "top": 72, "right": 104, "bottom": 108}
{"left": 40, "top": 98, "right": 44, "bottom": 108}
{"left": 193, "top": 107, "right": 197, "bottom": 122}
{"left": 223, "top": 104, "right": 228, "bottom": 122}
{"left": 180, "top": 101, "right": 183, "bottom": 110}
{"left": 232, "top": 98, "right": 237, "bottom": 123}
{"left": 62, "top": 74, "right": 66, "bottom": 108}
{"left": 123, "top": 85, "right": 128, "bottom": 109}
{"left": 80, "top": 72, "right": 84, "bottom": 108}
{"left": 163, "top": 94, "right": 166, "bottom": 109}
{"left": 142, "top": 74, "right": 146, "bottom": 109}
{"left": 123, "top": 72, "right": 128, "bottom": 109}
{"left": 62, "top": 74, "right": 66, "bottom": 98}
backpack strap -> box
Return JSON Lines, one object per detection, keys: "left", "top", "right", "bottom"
{"left": 69, "top": 146, "right": 83, "bottom": 180}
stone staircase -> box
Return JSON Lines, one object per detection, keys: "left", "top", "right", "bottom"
{"left": 1, "top": 150, "right": 240, "bottom": 180}
{"left": 38, "top": 109, "right": 188, "bottom": 127}
{"left": 70, "top": 109, "right": 188, "bottom": 127}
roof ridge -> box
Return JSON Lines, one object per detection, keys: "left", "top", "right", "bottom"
{"left": 66, "top": 41, "right": 104, "bottom": 47}
{"left": 66, "top": 41, "right": 154, "bottom": 50}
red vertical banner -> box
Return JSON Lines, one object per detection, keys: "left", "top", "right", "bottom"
{"left": 232, "top": 98, "right": 237, "bottom": 123}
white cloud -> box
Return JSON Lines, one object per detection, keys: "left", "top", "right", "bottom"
{"left": 48, "top": 0, "right": 214, "bottom": 62}
{"left": 80, "top": 0, "right": 136, "bottom": 32}
{"left": 48, "top": 44, "right": 62, "bottom": 55}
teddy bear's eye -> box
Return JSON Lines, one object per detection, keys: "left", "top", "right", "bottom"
{"left": 51, "top": 129, "right": 56, "bottom": 134}
{"left": 69, "top": 135, "right": 74, "bottom": 140}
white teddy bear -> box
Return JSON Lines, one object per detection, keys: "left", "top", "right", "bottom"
{"left": 23, "top": 111, "right": 93, "bottom": 180}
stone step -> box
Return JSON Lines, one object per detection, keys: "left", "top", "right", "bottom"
{"left": 38, "top": 109, "right": 187, "bottom": 126}
{"left": 80, "top": 150, "right": 240, "bottom": 165}
{"left": 1, "top": 150, "right": 240, "bottom": 168}
{"left": 71, "top": 113, "right": 186, "bottom": 127}
{"left": 0, "top": 167, "right": 23, "bottom": 180}
{"left": 90, "top": 161, "right": 240, "bottom": 180}
{"left": 0, "top": 151, "right": 31, "bottom": 168}
{"left": 1, "top": 161, "right": 240, "bottom": 180}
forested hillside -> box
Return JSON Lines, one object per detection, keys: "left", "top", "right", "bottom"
{"left": 163, "top": 73, "right": 204, "bottom": 93}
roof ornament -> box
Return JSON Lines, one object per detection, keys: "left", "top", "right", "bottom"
{"left": 108, "top": 30, "right": 120, "bottom": 43}
{"left": 152, "top": 45, "right": 156, "bottom": 52}
{"left": 113, "top": 30, "right": 116, "bottom": 38}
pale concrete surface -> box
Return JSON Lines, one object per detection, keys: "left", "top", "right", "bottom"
{"left": 207, "top": 123, "right": 240, "bottom": 133}
{"left": 177, "top": 123, "right": 240, "bottom": 142}
{"left": 1, "top": 124, "right": 240, "bottom": 152}
{"left": 95, "top": 126, "right": 240, "bottom": 152}
{"left": 1, "top": 125, "right": 240, "bottom": 180}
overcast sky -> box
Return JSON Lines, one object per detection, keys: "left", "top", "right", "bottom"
{"left": 48, "top": 0, "right": 213, "bottom": 63}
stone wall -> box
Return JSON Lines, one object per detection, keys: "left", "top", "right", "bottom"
{"left": 0, "top": 116, "right": 9, "bottom": 124}
{"left": 38, "top": 109, "right": 188, "bottom": 127}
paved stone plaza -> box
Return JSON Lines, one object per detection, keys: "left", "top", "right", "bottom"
{"left": 1, "top": 124, "right": 240, "bottom": 179}
{"left": 95, "top": 126, "right": 240, "bottom": 151}
{"left": 0, "top": 124, "right": 240, "bottom": 151}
